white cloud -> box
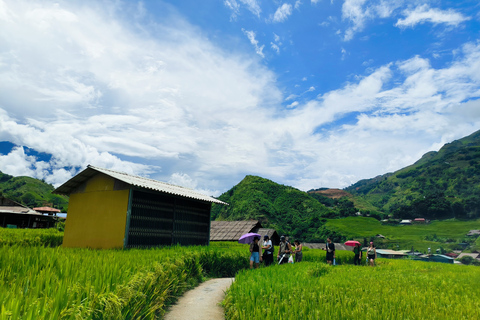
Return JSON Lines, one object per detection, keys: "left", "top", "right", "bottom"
{"left": 271, "top": 42, "right": 280, "bottom": 53}
{"left": 242, "top": 29, "right": 265, "bottom": 57}
{"left": 272, "top": 3, "right": 293, "bottom": 23}
{"left": 224, "top": 0, "right": 261, "bottom": 19}
{"left": 295, "top": 1, "right": 302, "bottom": 10}
{"left": 396, "top": 5, "right": 470, "bottom": 28}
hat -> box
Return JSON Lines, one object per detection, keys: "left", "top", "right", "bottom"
{"left": 280, "top": 236, "right": 285, "bottom": 241}
{"left": 264, "top": 235, "right": 269, "bottom": 239}
{"left": 370, "top": 242, "right": 373, "bottom": 244}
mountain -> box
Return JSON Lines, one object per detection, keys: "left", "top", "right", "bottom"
{"left": 345, "top": 129, "right": 480, "bottom": 220}
{"left": 0, "top": 171, "right": 68, "bottom": 212}
{"left": 210, "top": 175, "right": 336, "bottom": 242}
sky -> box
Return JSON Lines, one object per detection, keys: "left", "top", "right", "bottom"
{"left": 0, "top": 0, "right": 480, "bottom": 197}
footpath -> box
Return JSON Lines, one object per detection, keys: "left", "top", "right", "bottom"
{"left": 164, "top": 277, "right": 234, "bottom": 320}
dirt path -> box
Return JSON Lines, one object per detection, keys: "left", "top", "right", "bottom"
{"left": 164, "top": 277, "right": 234, "bottom": 320}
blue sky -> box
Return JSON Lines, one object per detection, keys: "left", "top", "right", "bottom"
{"left": 0, "top": 0, "right": 480, "bottom": 196}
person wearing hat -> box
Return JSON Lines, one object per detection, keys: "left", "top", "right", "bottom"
{"left": 277, "top": 235, "right": 292, "bottom": 264}
{"left": 262, "top": 235, "right": 274, "bottom": 266}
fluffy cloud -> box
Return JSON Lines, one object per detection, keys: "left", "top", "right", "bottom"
{"left": 1, "top": 0, "right": 480, "bottom": 194}
{"left": 396, "top": 5, "right": 470, "bottom": 28}
{"left": 242, "top": 28, "right": 265, "bottom": 57}
{"left": 272, "top": 3, "right": 293, "bottom": 23}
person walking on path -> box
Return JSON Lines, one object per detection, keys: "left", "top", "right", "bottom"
{"left": 367, "top": 242, "right": 377, "bottom": 266}
{"left": 277, "top": 235, "right": 292, "bottom": 264}
{"left": 293, "top": 240, "right": 303, "bottom": 262}
{"left": 323, "top": 238, "right": 335, "bottom": 265}
{"left": 262, "top": 235, "right": 274, "bottom": 266}
{"left": 249, "top": 236, "right": 262, "bottom": 269}
{"left": 353, "top": 243, "right": 362, "bottom": 265}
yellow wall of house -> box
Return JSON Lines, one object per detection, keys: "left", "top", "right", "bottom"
{"left": 62, "top": 174, "right": 130, "bottom": 249}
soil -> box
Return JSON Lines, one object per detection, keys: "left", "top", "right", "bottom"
{"left": 310, "top": 188, "right": 352, "bottom": 199}
{"left": 164, "top": 277, "right": 234, "bottom": 320}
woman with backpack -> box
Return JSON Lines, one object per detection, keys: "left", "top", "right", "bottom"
{"left": 367, "top": 242, "right": 377, "bottom": 266}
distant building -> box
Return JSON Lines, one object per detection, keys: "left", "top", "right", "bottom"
{"left": 374, "top": 249, "right": 407, "bottom": 259}
{"left": 466, "top": 230, "right": 480, "bottom": 236}
{"left": 54, "top": 165, "right": 227, "bottom": 249}
{"left": 414, "top": 218, "right": 426, "bottom": 223}
{"left": 414, "top": 254, "right": 455, "bottom": 264}
{"left": 209, "top": 221, "right": 280, "bottom": 245}
{"left": 0, "top": 195, "right": 57, "bottom": 228}
{"left": 399, "top": 219, "right": 412, "bottom": 225}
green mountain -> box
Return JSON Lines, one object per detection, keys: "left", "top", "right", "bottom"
{"left": 345, "top": 129, "right": 480, "bottom": 220}
{"left": 211, "top": 175, "right": 336, "bottom": 242}
{"left": 0, "top": 171, "right": 68, "bottom": 212}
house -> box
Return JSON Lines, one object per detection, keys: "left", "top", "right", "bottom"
{"left": 209, "top": 221, "right": 280, "bottom": 245}
{"left": 376, "top": 234, "right": 386, "bottom": 239}
{"left": 0, "top": 195, "right": 57, "bottom": 228}
{"left": 457, "top": 253, "right": 480, "bottom": 261}
{"left": 399, "top": 219, "right": 412, "bottom": 225}
{"left": 371, "top": 249, "right": 407, "bottom": 259}
{"left": 414, "top": 254, "right": 455, "bottom": 264}
{"left": 210, "top": 220, "right": 261, "bottom": 242}
{"left": 414, "top": 218, "right": 426, "bottom": 224}
{"left": 33, "top": 206, "right": 61, "bottom": 216}
{"left": 53, "top": 165, "right": 227, "bottom": 249}
{"left": 466, "top": 230, "right": 480, "bottom": 236}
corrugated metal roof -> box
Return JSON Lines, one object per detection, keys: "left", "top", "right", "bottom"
{"left": 0, "top": 206, "right": 42, "bottom": 215}
{"left": 210, "top": 220, "right": 262, "bottom": 241}
{"left": 53, "top": 165, "right": 228, "bottom": 205}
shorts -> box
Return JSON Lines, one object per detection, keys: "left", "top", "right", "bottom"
{"left": 250, "top": 252, "right": 260, "bottom": 263}
{"left": 368, "top": 255, "right": 375, "bottom": 260}
{"left": 326, "top": 252, "right": 334, "bottom": 261}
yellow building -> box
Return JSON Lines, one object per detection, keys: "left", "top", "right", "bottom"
{"left": 54, "top": 165, "right": 228, "bottom": 249}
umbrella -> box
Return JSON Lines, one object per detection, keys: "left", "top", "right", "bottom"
{"left": 344, "top": 240, "right": 361, "bottom": 247}
{"left": 238, "top": 232, "right": 261, "bottom": 244}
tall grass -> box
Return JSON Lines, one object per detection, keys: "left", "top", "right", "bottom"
{"left": 0, "top": 228, "right": 63, "bottom": 247}
{"left": 0, "top": 243, "right": 249, "bottom": 320}
{"left": 224, "top": 259, "right": 480, "bottom": 319}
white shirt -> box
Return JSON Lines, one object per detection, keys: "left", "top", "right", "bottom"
{"left": 263, "top": 240, "right": 272, "bottom": 254}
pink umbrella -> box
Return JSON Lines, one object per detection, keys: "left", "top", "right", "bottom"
{"left": 238, "top": 233, "right": 261, "bottom": 244}
{"left": 344, "top": 240, "right": 361, "bottom": 247}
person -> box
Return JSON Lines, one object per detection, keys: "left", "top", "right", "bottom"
{"left": 277, "top": 235, "right": 292, "bottom": 264}
{"left": 249, "top": 236, "right": 262, "bottom": 269}
{"left": 293, "top": 240, "right": 303, "bottom": 262}
{"left": 323, "top": 238, "right": 335, "bottom": 265}
{"left": 262, "top": 235, "right": 274, "bottom": 266}
{"left": 353, "top": 243, "right": 362, "bottom": 265}
{"left": 367, "top": 242, "right": 377, "bottom": 266}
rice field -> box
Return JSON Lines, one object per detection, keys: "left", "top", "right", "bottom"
{"left": 0, "top": 243, "right": 248, "bottom": 320}
{"left": 224, "top": 259, "right": 480, "bottom": 320}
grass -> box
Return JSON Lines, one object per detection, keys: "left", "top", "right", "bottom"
{"left": 224, "top": 259, "right": 480, "bottom": 320}
{"left": 325, "top": 217, "right": 480, "bottom": 251}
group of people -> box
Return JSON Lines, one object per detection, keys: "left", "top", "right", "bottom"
{"left": 351, "top": 241, "right": 377, "bottom": 266}
{"left": 249, "top": 235, "right": 303, "bottom": 269}
{"left": 249, "top": 236, "right": 378, "bottom": 268}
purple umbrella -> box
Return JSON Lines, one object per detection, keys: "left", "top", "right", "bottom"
{"left": 238, "top": 232, "right": 261, "bottom": 244}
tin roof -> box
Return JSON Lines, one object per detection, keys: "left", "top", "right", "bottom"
{"left": 0, "top": 205, "right": 42, "bottom": 215}
{"left": 33, "top": 207, "right": 61, "bottom": 213}
{"left": 210, "top": 220, "right": 262, "bottom": 241}
{"left": 53, "top": 165, "right": 228, "bottom": 205}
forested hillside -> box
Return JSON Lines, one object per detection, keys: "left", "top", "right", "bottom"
{"left": 211, "top": 175, "right": 336, "bottom": 242}
{"left": 345, "top": 129, "right": 480, "bottom": 220}
{"left": 0, "top": 171, "right": 68, "bottom": 212}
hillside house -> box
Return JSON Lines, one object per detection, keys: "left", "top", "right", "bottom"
{"left": 0, "top": 195, "right": 57, "bottom": 228}
{"left": 414, "top": 218, "right": 426, "bottom": 224}
{"left": 374, "top": 249, "right": 407, "bottom": 259}
{"left": 209, "top": 221, "right": 280, "bottom": 244}
{"left": 399, "top": 219, "right": 412, "bottom": 225}
{"left": 467, "top": 230, "right": 480, "bottom": 236}
{"left": 54, "top": 165, "right": 227, "bottom": 249}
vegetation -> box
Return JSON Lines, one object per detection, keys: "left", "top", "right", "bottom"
{"left": 0, "top": 227, "right": 63, "bottom": 247}
{"left": 345, "top": 129, "right": 480, "bottom": 220}
{"left": 323, "top": 217, "right": 480, "bottom": 252}
{"left": 0, "top": 241, "right": 249, "bottom": 320}
{"left": 0, "top": 170, "right": 68, "bottom": 212}
{"left": 211, "top": 175, "right": 334, "bottom": 242}
{"left": 224, "top": 260, "right": 480, "bottom": 320}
